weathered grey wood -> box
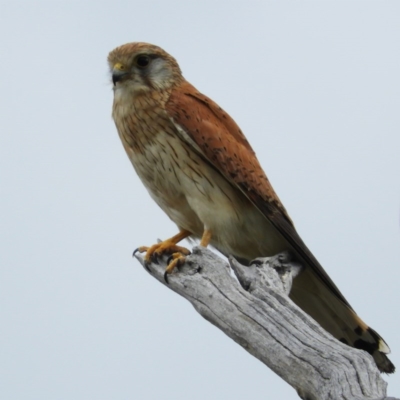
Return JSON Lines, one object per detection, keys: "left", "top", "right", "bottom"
{"left": 134, "top": 246, "right": 397, "bottom": 400}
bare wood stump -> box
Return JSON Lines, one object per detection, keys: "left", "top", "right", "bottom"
{"left": 134, "top": 246, "right": 397, "bottom": 400}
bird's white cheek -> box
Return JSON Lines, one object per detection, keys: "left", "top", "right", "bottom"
{"left": 148, "top": 58, "right": 173, "bottom": 90}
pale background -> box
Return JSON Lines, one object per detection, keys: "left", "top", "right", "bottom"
{"left": 1, "top": 1, "right": 399, "bottom": 399}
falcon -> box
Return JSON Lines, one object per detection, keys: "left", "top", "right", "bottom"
{"left": 108, "top": 42, "right": 394, "bottom": 373}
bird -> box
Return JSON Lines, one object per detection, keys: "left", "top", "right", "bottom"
{"left": 108, "top": 42, "right": 394, "bottom": 373}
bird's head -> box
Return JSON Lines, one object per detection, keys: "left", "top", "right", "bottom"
{"left": 108, "top": 42, "right": 183, "bottom": 94}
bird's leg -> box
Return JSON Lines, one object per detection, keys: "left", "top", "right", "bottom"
{"left": 164, "top": 229, "right": 212, "bottom": 282}
{"left": 200, "top": 228, "right": 212, "bottom": 247}
{"left": 134, "top": 230, "right": 191, "bottom": 267}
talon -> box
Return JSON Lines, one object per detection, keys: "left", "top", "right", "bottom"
{"left": 166, "top": 250, "right": 191, "bottom": 266}
{"left": 133, "top": 246, "right": 152, "bottom": 271}
{"left": 167, "top": 255, "right": 173, "bottom": 265}
{"left": 164, "top": 253, "right": 187, "bottom": 284}
{"left": 133, "top": 246, "right": 149, "bottom": 257}
{"left": 164, "top": 271, "right": 169, "bottom": 284}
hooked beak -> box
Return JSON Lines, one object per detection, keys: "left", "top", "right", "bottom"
{"left": 112, "top": 62, "right": 129, "bottom": 85}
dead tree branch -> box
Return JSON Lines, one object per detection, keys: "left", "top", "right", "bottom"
{"left": 134, "top": 246, "right": 397, "bottom": 400}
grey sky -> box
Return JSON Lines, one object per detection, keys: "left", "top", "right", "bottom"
{"left": 1, "top": 1, "right": 399, "bottom": 399}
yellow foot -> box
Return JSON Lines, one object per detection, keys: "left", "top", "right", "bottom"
{"left": 134, "top": 242, "right": 190, "bottom": 264}
{"left": 133, "top": 231, "right": 191, "bottom": 280}
{"left": 164, "top": 253, "right": 187, "bottom": 283}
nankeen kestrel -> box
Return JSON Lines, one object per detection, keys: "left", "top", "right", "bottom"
{"left": 108, "top": 42, "right": 394, "bottom": 373}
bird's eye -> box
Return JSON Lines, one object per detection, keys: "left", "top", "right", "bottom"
{"left": 136, "top": 55, "right": 151, "bottom": 68}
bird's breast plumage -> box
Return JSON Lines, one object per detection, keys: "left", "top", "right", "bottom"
{"left": 112, "top": 89, "right": 286, "bottom": 259}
